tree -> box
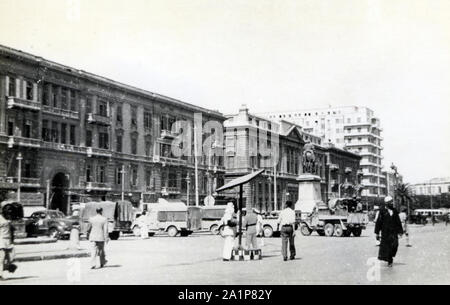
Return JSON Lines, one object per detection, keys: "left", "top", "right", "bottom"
{"left": 395, "top": 183, "right": 413, "bottom": 213}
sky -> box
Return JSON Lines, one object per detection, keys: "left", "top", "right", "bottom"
{"left": 0, "top": 0, "right": 449, "bottom": 184}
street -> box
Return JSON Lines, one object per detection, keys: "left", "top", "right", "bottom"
{"left": 2, "top": 223, "right": 450, "bottom": 285}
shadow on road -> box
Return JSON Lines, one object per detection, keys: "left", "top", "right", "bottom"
{"left": 3, "top": 276, "right": 38, "bottom": 281}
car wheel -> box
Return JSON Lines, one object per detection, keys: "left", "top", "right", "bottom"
{"left": 263, "top": 225, "right": 273, "bottom": 238}
{"left": 167, "top": 226, "right": 178, "bottom": 237}
{"left": 133, "top": 226, "right": 141, "bottom": 237}
{"left": 334, "top": 224, "right": 344, "bottom": 237}
{"left": 109, "top": 231, "right": 120, "bottom": 240}
{"left": 352, "top": 227, "right": 362, "bottom": 237}
{"left": 300, "top": 224, "right": 312, "bottom": 236}
{"left": 324, "top": 223, "right": 334, "bottom": 237}
{"left": 210, "top": 224, "right": 219, "bottom": 235}
{"left": 48, "top": 228, "right": 60, "bottom": 239}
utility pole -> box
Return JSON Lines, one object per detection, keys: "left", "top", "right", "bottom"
{"left": 273, "top": 164, "right": 277, "bottom": 211}
{"left": 121, "top": 164, "right": 125, "bottom": 201}
{"left": 186, "top": 174, "right": 191, "bottom": 206}
{"left": 193, "top": 125, "right": 199, "bottom": 207}
{"left": 46, "top": 179, "right": 50, "bottom": 209}
{"left": 16, "top": 153, "right": 22, "bottom": 202}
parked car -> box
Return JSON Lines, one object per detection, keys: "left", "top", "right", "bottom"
{"left": 27, "top": 210, "right": 75, "bottom": 239}
{"left": 200, "top": 205, "right": 227, "bottom": 234}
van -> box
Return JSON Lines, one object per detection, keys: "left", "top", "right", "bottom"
{"left": 132, "top": 199, "right": 202, "bottom": 237}
{"left": 201, "top": 205, "right": 227, "bottom": 234}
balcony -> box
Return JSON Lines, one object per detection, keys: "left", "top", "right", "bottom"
{"left": 161, "top": 187, "right": 181, "bottom": 195}
{"left": 87, "top": 113, "right": 111, "bottom": 126}
{"left": 42, "top": 142, "right": 87, "bottom": 154}
{"left": 160, "top": 130, "right": 179, "bottom": 139}
{"left": 7, "top": 136, "right": 41, "bottom": 148}
{"left": 328, "top": 163, "right": 339, "bottom": 171}
{"left": 86, "top": 147, "right": 112, "bottom": 158}
{"left": 0, "top": 177, "right": 41, "bottom": 188}
{"left": 42, "top": 105, "right": 79, "bottom": 120}
{"left": 159, "top": 156, "right": 187, "bottom": 167}
{"left": 85, "top": 182, "right": 112, "bottom": 191}
{"left": 6, "top": 96, "right": 40, "bottom": 111}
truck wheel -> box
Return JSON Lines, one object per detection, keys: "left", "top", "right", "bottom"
{"left": 263, "top": 225, "right": 273, "bottom": 238}
{"left": 109, "top": 231, "right": 120, "bottom": 240}
{"left": 352, "top": 227, "right": 362, "bottom": 237}
{"left": 334, "top": 224, "right": 344, "bottom": 237}
{"left": 324, "top": 223, "right": 334, "bottom": 237}
{"left": 167, "top": 226, "right": 179, "bottom": 237}
{"left": 133, "top": 226, "right": 141, "bottom": 237}
{"left": 300, "top": 224, "right": 312, "bottom": 236}
{"left": 317, "top": 230, "right": 325, "bottom": 236}
{"left": 343, "top": 230, "right": 351, "bottom": 237}
{"left": 210, "top": 224, "right": 219, "bottom": 235}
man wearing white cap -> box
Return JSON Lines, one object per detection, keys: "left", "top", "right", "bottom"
{"left": 375, "top": 196, "right": 403, "bottom": 267}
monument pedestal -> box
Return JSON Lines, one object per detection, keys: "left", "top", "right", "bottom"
{"left": 295, "top": 173, "right": 324, "bottom": 214}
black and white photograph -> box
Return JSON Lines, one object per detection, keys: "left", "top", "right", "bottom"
{"left": 0, "top": 0, "right": 449, "bottom": 290}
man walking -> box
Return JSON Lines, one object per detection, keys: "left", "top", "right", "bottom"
{"left": 277, "top": 201, "right": 296, "bottom": 261}
{"left": 375, "top": 196, "right": 403, "bottom": 267}
{"left": 242, "top": 208, "right": 261, "bottom": 250}
{"left": 87, "top": 208, "right": 109, "bottom": 269}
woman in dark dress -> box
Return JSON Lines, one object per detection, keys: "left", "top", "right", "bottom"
{"left": 375, "top": 196, "right": 403, "bottom": 267}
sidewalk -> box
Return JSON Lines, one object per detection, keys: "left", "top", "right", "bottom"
{"left": 14, "top": 240, "right": 90, "bottom": 262}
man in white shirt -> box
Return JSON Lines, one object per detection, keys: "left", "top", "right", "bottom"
{"left": 277, "top": 201, "right": 297, "bottom": 261}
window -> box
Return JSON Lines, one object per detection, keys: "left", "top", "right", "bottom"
{"left": 131, "top": 106, "right": 137, "bottom": 127}
{"left": 99, "top": 132, "right": 109, "bottom": 149}
{"left": 61, "top": 123, "right": 67, "bottom": 144}
{"left": 145, "top": 139, "right": 151, "bottom": 156}
{"left": 116, "top": 105, "right": 123, "bottom": 123}
{"left": 116, "top": 135, "right": 122, "bottom": 153}
{"left": 86, "top": 165, "right": 92, "bottom": 182}
{"left": 98, "top": 100, "right": 108, "bottom": 117}
{"left": 86, "top": 130, "right": 93, "bottom": 147}
{"left": 52, "top": 87, "right": 58, "bottom": 108}
{"left": 42, "top": 120, "right": 49, "bottom": 141}
{"left": 145, "top": 168, "right": 152, "bottom": 187}
{"left": 144, "top": 111, "right": 152, "bottom": 130}
{"left": 69, "top": 90, "right": 76, "bottom": 111}
{"left": 97, "top": 165, "right": 106, "bottom": 183}
{"left": 51, "top": 122, "right": 59, "bottom": 143}
{"left": 69, "top": 125, "right": 76, "bottom": 145}
{"left": 130, "top": 165, "right": 138, "bottom": 186}
{"left": 61, "top": 88, "right": 68, "bottom": 109}
{"left": 7, "top": 120, "right": 14, "bottom": 136}
{"left": 357, "top": 117, "right": 361, "bottom": 123}
{"left": 347, "top": 118, "right": 351, "bottom": 124}
{"left": 43, "top": 84, "right": 50, "bottom": 106}
{"left": 116, "top": 166, "right": 122, "bottom": 185}
{"left": 26, "top": 81, "right": 33, "bottom": 100}
{"left": 8, "top": 77, "right": 16, "bottom": 97}
{"left": 131, "top": 137, "right": 137, "bottom": 155}
{"left": 23, "top": 120, "right": 32, "bottom": 138}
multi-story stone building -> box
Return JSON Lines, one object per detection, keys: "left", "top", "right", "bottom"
{"left": 410, "top": 177, "right": 450, "bottom": 196}
{"left": 259, "top": 106, "right": 384, "bottom": 199}
{"left": 0, "top": 45, "right": 226, "bottom": 215}
{"left": 224, "top": 105, "right": 361, "bottom": 212}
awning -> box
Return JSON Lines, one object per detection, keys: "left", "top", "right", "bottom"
{"left": 216, "top": 169, "right": 265, "bottom": 192}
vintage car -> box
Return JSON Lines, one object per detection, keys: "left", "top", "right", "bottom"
{"left": 27, "top": 209, "right": 76, "bottom": 239}
{"left": 132, "top": 199, "right": 202, "bottom": 237}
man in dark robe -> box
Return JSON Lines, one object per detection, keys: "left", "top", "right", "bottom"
{"left": 375, "top": 196, "right": 403, "bottom": 267}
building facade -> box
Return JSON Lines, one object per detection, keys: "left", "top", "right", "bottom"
{"left": 259, "top": 105, "right": 384, "bottom": 198}
{"left": 410, "top": 178, "right": 450, "bottom": 196}
{"left": 224, "top": 105, "right": 361, "bottom": 212}
{"left": 0, "top": 45, "right": 226, "bottom": 215}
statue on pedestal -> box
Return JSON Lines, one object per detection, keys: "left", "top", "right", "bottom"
{"left": 302, "top": 142, "right": 316, "bottom": 174}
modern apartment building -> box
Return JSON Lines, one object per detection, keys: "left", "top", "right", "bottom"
{"left": 410, "top": 177, "right": 450, "bottom": 196}
{"left": 0, "top": 45, "right": 226, "bottom": 215}
{"left": 259, "top": 106, "right": 384, "bottom": 198}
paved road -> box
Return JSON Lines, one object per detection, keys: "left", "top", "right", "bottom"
{"left": 2, "top": 223, "right": 450, "bottom": 285}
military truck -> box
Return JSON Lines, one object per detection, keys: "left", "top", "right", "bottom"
{"left": 298, "top": 198, "right": 368, "bottom": 237}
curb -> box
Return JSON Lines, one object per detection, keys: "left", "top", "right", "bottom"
{"left": 15, "top": 251, "right": 90, "bottom": 262}
{"left": 15, "top": 238, "right": 58, "bottom": 245}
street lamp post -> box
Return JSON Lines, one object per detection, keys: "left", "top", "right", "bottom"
{"left": 16, "top": 153, "right": 23, "bottom": 202}
{"left": 120, "top": 164, "right": 125, "bottom": 201}
{"left": 186, "top": 174, "right": 191, "bottom": 206}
